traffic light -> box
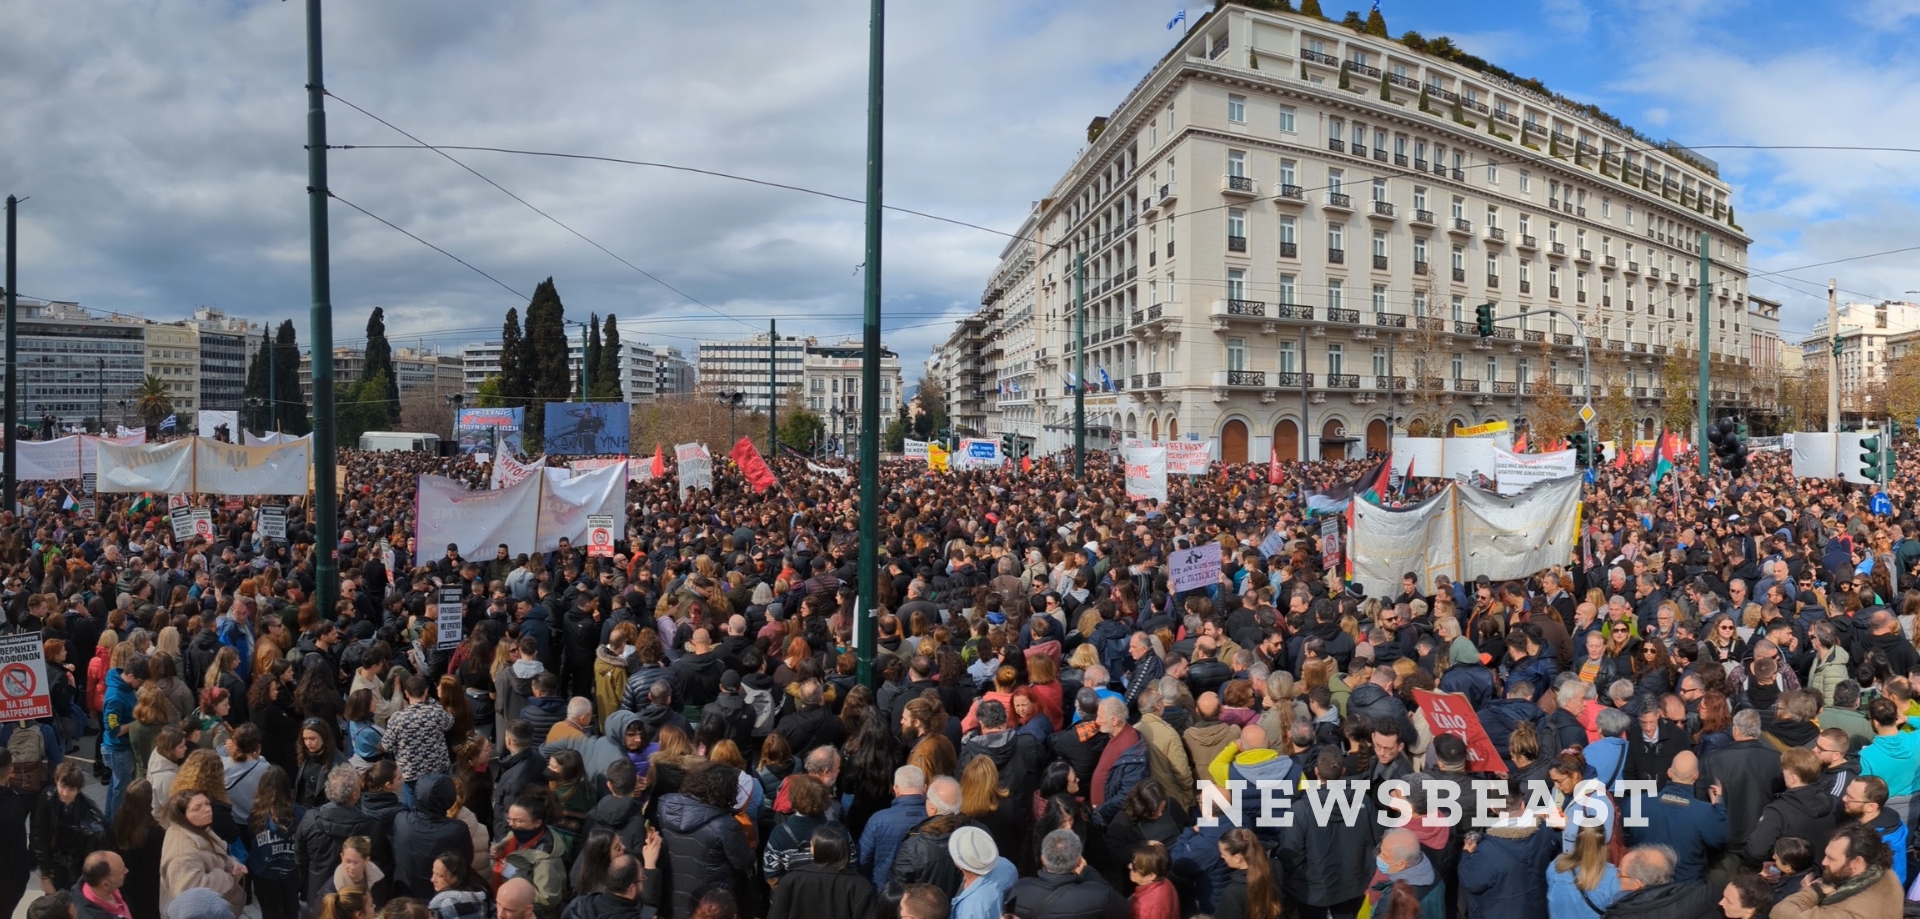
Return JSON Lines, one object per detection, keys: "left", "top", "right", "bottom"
{"left": 1475, "top": 303, "right": 1496, "bottom": 337}
{"left": 1833, "top": 335, "right": 1844, "bottom": 357}
{"left": 1569, "top": 430, "right": 1591, "bottom": 467}
{"left": 1861, "top": 435, "right": 1884, "bottom": 480}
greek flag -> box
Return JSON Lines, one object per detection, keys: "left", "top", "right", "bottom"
{"left": 1167, "top": 8, "right": 1186, "bottom": 30}
{"left": 159, "top": 413, "right": 177, "bottom": 433}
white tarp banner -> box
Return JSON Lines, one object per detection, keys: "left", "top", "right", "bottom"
{"left": 1442, "top": 438, "right": 1498, "bottom": 486}
{"left": 197, "top": 410, "right": 239, "bottom": 438}
{"left": 1124, "top": 439, "right": 1212, "bottom": 475}
{"left": 1350, "top": 476, "right": 1581, "bottom": 592}
{"left": 535, "top": 461, "right": 627, "bottom": 553}
{"left": 807, "top": 461, "right": 849, "bottom": 480}
{"left": 675, "top": 443, "right": 712, "bottom": 500}
{"left": 1792, "top": 432, "right": 1835, "bottom": 480}
{"left": 1168, "top": 541, "right": 1222, "bottom": 593}
{"left": 193, "top": 438, "right": 311, "bottom": 495}
{"left": 1493, "top": 447, "right": 1579, "bottom": 496}
{"left": 954, "top": 439, "right": 1003, "bottom": 471}
{"left": 6, "top": 437, "right": 82, "bottom": 481}
{"left": 1123, "top": 446, "right": 1167, "bottom": 503}
{"left": 414, "top": 473, "right": 543, "bottom": 558}
{"left": 95, "top": 438, "right": 194, "bottom": 494}
{"left": 903, "top": 440, "right": 930, "bottom": 460}
{"left": 245, "top": 431, "right": 298, "bottom": 446}
{"left": 1390, "top": 437, "right": 1446, "bottom": 479}
{"left": 78, "top": 434, "right": 148, "bottom": 479}
{"left": 491, "top": 453, "right": 544, "bottom": 491}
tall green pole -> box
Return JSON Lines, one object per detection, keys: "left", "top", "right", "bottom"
{"left": 855, "top": 0, "right": 884, "bottom": 688}
{"left": 1073, "top": 251, "right": 1086, "bottom": 476}
{"left": 760, "top": 322, "right": 768, "bottom": 450}
{"left": 4, "top": 195, "right": 17, "bottom": 511}
{"left": 305, "top": 0, "right": 339, "bottom": 621}
{"left": 1697, "top": 232, "right": 1710, "bottom": 476}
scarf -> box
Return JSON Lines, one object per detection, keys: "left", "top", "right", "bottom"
{"left": 1815, "top": 865, "right": 1885, "bottom": 906}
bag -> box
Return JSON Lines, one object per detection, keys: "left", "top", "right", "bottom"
{"left": 740, "top": 683, "right": 780, "bottom": 737}
{"left": 504, "top": 843, "right": 569, "bottom": 917}
{"left": 7, "top": 723, "right": 48, "bottom": 794}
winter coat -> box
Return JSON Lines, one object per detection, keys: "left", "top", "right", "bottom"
{"left": 1047, "top": 721, "right": 1109, "bottom": 796}
{"left": 495, "top": 659, "right": 542, "bottom": 735}
{"left": 1476, "top": 698, "right": 1544, "bottom": 761}
{"left": 1770, "top": 866, "right": 1901, "bottom": 919}
{"left": 592, "top": 646, "right": 638, "bottom": 733}
{"left": 766, "top": 863, "right": 877, "bottom": 919}
{"left": 1276, "top": 782, "right": 1378, "bottom": 907}
{"left": 1625, "top": 783, "right": 1726, "bottom": 883}
{"left": 581, "top": 791, "right": 649, "bottom": 855}
{"left": 1004, "top": 867, "right": 1128, "bottom": 919}
{"left": 1169, "top": 815, "right": 1233, "bottom": 915}
{"left": 1437, "top": 662, "right": 1495, "bottom": 710}
{"left": 656, "top": 792, "right": 755, "bottom": 919}
{"left": 1543, "top": 862, "right": 1620, "bottom": 919}
{"left": 1133, "top": 713, "right": 1195, "bottom": 813}
{"left": 1457, "top": 821, "right": 1557, "bottom": 919}
{"left": 1699, "top": 739, "right": 1784, "bottom": 844}
{"left": 429, "top": 888, "right": 492, "bottom": 919}
{"left": 887, "top": 814, "right": 980, "bottom": 898}
{"left": 1093, "top": 734, "right": 1151, "bottom": 826}
{"left": 159, "top": 824, "right": 242, "bottom": 917}
{"left": 857, "top": 794, "right": 925, "bottom": 887}
{"left": 295, "top": 802, "right": 378, "bottom": 903}
{"left": 146, "top": 750, "right": 181, "bottom": 821}
{"left": 518, "top": 697, "right": 568, "bottom": 745}
{"left": 958, "top": 728, "right": 1044, "bottom": 806}
{"left": 491, "top": 746, "right": 549, "bottom": 841}
{"left": 392, "top": 774, "right": 474, "bottom": 898}
{"left": 1599, "top": 880, "right": 1714, "bottom": 919}
{"left": 774, "top": 704, "right": 846, "bottom": 756}
{"left": 1745, "top": 783, "right": 1837, "bottom": 866}
{"left": 1346, "top": 681, "right": 1408, "bottom": 733}
{"left": 359, "top": 789, "right": 406, "bottom": 875}
{"left": 31, "top": 786, "right": 108, "bottom": 888}
{"left": 668, "top": 651, "right": 726, "bottom": 708}
{"left": 1807, "top": 645, "right": 1851, "bottom": 711}
{"left": 293, "top": 751, "right": 348, "bottom": 810}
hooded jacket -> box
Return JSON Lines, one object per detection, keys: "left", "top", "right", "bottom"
{"left": 495, "top": 659, "right": 543, "bottom": 735}
{"left": 1476, "top": 698, "right": 1544, "bottom": 762}
{"left": 958, "top": 728, "right": 1044, "bottom": 805}
{"left": 656, "top": 792, "right": 754, "bottom": 919}
{"left": 544, "top": 709, "right": 642, "bottom": 783}
{"left": 1860, "top": 728, "right": 1920, "bottom": 796}
{"left": 519, "top": 696, "right": 568, "bottom": 742}
{"left": 296, "top": 801, "right": 379, "bottom": 903}
{"left": 668, "top": 650, "right": 726, "bottom": 708}
{"left": 1744, "top": 782, "right": 1837, "bottom": 866}
{"left": 392, "top": 774, "right": 474, "bottom": 898}
{"left": 580, "top": 791, "right": 648, "bottom": 855}
{"left": 887, "top": 813, "right": 980, "bottom": 898}
{"left": 1457, "top": 820, "right": 1557, "bottom": 919}
{"left": 1346, "top": 681, "right": 1408, "bottom": 734}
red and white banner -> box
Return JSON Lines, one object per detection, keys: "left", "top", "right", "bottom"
{"left": 1123, "top": 445, "right": 1167, "bottom": 503}
{"left": 1414, "top": 690, "right": 1508, "bottom": 774}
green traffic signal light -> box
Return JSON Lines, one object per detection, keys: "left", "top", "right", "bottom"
{"left": 1862, "top": 436, "right": 1882, "bottom": 479}
{"left": 1475, "top": 303, "right": 1495, "bottom": 337}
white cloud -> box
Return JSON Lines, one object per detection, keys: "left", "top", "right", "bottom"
{"left": 1540, "top": 0, "right": 1592, "bottom": 35}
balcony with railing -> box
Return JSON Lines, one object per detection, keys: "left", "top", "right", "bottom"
{"left": 1453, "top": 378, "right": 1481, "bottom": 393}
{"left": 1375, "top": 374, "right": 1408, "bottom": 390}
{"left": 1372, "top": 254, "right": 1389, "bottom": 270}
{"left": 1277, "top": 184, "right": 1304, "bottom": 201}
{"left": 1520, "top": 280, "right": 1532, "bottom": 294}
{"left": 1394, "top": 153, "right": 1409, "bottom": 166}
{"left": 1327, "top": 373, "right": 1360, "bottom": 389}
{"left": 1412, "top": 209, "right": 1435, "bottom": 225}
{"left": 1351, "top": 143, "right": 1368, "bottom": 158}
{"left": 1325, "top": 307, "right": 1360, "bottom": 324}
{"left": 1280, "top": 241, "right": 1298, "bottom": 258}
{"left": 1577, "top": 291, "right": 1588, "bottom": 303}
{"left": 1328, "top": 248, "right": 1346, "bottom": 264}
{"left": 1625, "top": 260, "right": 1639, "bottom": 274}
{"left": 1648, "top": 267, "right": 1661, "bottom": 279}
{"left": 1214, "top": 370, "right": 1267, "bottom": 388}
{"left": 1518, "top": 234, "right": 1537, "bottom": 249}
{"left": 1276, "top": 371, "right": 1314, "bottom": 388}
{"left": 1549, "top": 286, "right": 1562, "bottom": 298}
{"left": 1273, "top": 302, "right": 1314, "bottom": 320}
{"left": 1577, "top": 249, "right": 1593, "bottom": 262}
{"left": 1413, "top": 158, "right": 1429, "bottom": 171}
{"left": 1344, "top": 59, "right": 1381, "bottom": 78}
{"left": 1487, "top": 274, "right": 1500, "bottom": 289}
{"left": 1549, "top": 242, "right": 1567, "bottom": 256}
{"left": 1210, "top": 298, "right": 1267, "bottom": 321}
{"left": 1328, "top": 138, "right": 1346, "bottom": 153}
{"left": 1450, "top": 218, "right": 1473, "bottom": 235}
{"left": 1416, "top": 317, "right": 1447, "bottom": 332}
{"left": 1227, "top": 235, "right": 1248, "bottom": 252}
{"left": 1491, "top": 381, "right": 1519, "bottom": 395}
{"left": 1451, "top": 168, "right": 1466, "bottom": 181}
{"left": 1375, "top": 312, "right": 1407, "bottom": 329}
{"left": 1524, "top": 329, "right": 1545, "bottom": 342}
{"left": 1414, "top": 261, "right": 1429, "bottom": 275}
{"left": 1389, "top": 73, "right": 1420, "bottom": 90}
{"left": 1554, "top": 333, "right": 1574, "bottom": 345}
{"left": 1452, "top": 267, "right": 1467, "bottom": 282}
{"left": 1221, "top": 174, "right": 1259, "bottom": 197}
{"left": 1494, "top": 109, "right": 1519, "bottom": 125}
{"left": 1158, "top": 183, "right": 1177, "bottom": 204}
{"left": 1604, "top": 255, "right": 1617, "bottom": 268}
{"left": 1326, "top": 192, "right": 1353, "bottom": 209}
{"left": 1630, "top": 342, "right": 1647, "bottom": 353}
{"left": 1371, "top": 200, "right": 1396, "bottom": 218}
{"left": 1302, "top": 48, "right": 1339, "bottom": 66}
{"left": 1485, "top": 226, "right": 1506, "bottom": 243}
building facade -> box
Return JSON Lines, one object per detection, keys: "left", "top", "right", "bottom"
{"left": 1805, "top": 300, "right": 1920, "bottom": 419}
{"left": 802, "top": 340, "right": 903, "bottom": 453}
{"left": 970, "top": 4, "right": 1752, "bottom": 462}
{"left": 185, "top": 307, "right": 264, "bottom": 415}
{"left": 698, "top": 334, "right": 902, "bottom": 452}
{"left": 695, "top": 334, "right": 807, "bottom": 414}
{"left": 143, "top": 323, "right": 202, "bottom": 421}
{"left": 457, "top": 340, "right": 659, "bottom": 404}
{"left": 0, "top": 299, "right": 149, "bottom": 429}
{"left": 656, "top": 347, "right": 696, "bottom": 397}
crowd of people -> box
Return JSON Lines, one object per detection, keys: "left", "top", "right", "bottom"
{"left": 0, "top": 440, "right": 1914, "bottom": 919}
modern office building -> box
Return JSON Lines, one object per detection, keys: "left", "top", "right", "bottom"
{"left": 0, "top": 299, "right": 149, "bottom": 429}
{"left": 1805, "top": 300, "right": 1920, "bottom": 419}
{"left": 458, "top": 340, "right": 659, "bottom": 404}
{"left": 965, "top": 3, "right": 1752, "bottom": 461}
{"left": 184, "top": 307, "right": 265, "bottom": 415}
{"left": 697, "top": 334, "right": 903, "bottom": 451}
{"left": 656, "top": 347, "right": 696, "bottom": 398}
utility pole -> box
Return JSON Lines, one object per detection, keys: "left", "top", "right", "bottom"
{"left": 855, "top": 0, "right": 883, "bottom": 688}
{"left": 768, "top": 319, "right": 777, "bottom": 451}
{"left": 4, "top": 195, "right": 17, "bottom": 511}
{"left": 1696, "top": 232, "right": 1710, "bottom": 476}
{"left": 305, "top": 0, "right": 340, "bottom": 625}
{"left": 1073, "top": 251, "right": 1085, "bottom": 476}
{"left": 1827, "top": 278, "right": 1843, "bottom": 433}
{"left": 96, "top": 358, "right": 103, "bottom": 435}
{"left": 1300, "top": 324, "right": 1310, "bottom": 462}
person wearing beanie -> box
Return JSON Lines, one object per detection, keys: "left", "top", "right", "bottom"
{"left": 947, "top": 825, "right": 1016, "bottom": 919}
{"left": 163, "top": 888, "right": 233, "bottom": 919}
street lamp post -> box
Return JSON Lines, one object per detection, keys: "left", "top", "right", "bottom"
{"left": 95, "top": 358, "right": 104, "bottom": 435}
{"left": 444, "top": 393, "right": 464, "bottom": 443}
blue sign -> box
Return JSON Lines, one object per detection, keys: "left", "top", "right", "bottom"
{"left": 456, "top": 407, "right": 523, "bottom": 455}
{"left": 1258, "top": 528, "right": 1285, "bottom": 558}
{"left": 965, "top": 441, "right": 998, "bottom": 460}
{"left": 543, "top": 402, "right": 631, "bottom": 455}
{"left": 1873, "top": 492, "right": 1893, "bottom": 517}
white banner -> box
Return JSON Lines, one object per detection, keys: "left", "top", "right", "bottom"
{"left": 1123, "top": 445, "right": 1167, "bottom": 503}
{"left": 414, "top": 472, "right": 543, "bottom": 558}
{"left": 1123, "top": 439, "right": 1211, "bottom": 475}
{"left": 1493, "top": 447, "right": 1579, "bottom": 496}
{"left": 197, "top": 410, "right": 239, "bottom": 438}
{"left": 78, "top": 434, "right": 148, "bottom": 480}
{"left": 535, "top": 461, "right": 628, "bottom": 553}
{"left": 903, "top": 439, "right": 930, "bottom": 460}
{"left": 491, "top": 453, "right": 544, "bottom": 491}
{"left": 193, "top": 438, "right": 312, "bottom": 495}
{"left": 1351, "top": 477, "right": 1581, "bottom": 592}
{"left": 675, "top": 443, "right": 712, "bottom": 500}
{"left": 807, "top": 461, "right": 849, "bottom": 480}
{"left": 244, "top": 431, "right": 299, "bottom": 446}
{"left": 96, "top": 438, "right": 194, "bottom": 494}
{"left": 954, "top": 439, "right": 1004, "bottom": 470}
{"left": 1168, "top": 541, "right": 1222, "bottom": 593}
{"left": 1791, "top": 432, "right": 1835, "bottom": 480}
{"left": 1390, "top": 436, "right": 1446, "bottom": 479}
{"left": 1442, "top": 437, "right": 1498, "bottom": 487}
{"left": 7, "top": 437, "right": 82, "bottom": 481}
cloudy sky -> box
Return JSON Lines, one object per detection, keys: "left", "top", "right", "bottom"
{"left": 2, "top": 0, "right": 1917, "bottom": 379}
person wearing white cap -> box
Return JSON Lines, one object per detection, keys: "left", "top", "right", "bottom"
{"left": 947, "top": 825, "right": 1016, "bottom": 919}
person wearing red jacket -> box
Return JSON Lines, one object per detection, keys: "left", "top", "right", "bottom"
{"left": 87, "top": 632, "right": 117, "bottom": 715}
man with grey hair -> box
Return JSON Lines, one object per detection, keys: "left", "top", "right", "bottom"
{"left": 1004, "top": 829, "right": 1126, "bottom": 918}
{"left": 1606, "top": 843, "right": 1711, "bottom": 915}
{"left": 860, "top": 765, "right": 928, "bottom": 887}
{"left": 1584, "top": 707, "right": 1632, "bottom": 789}
{"left": 295, "top": 764, "right": 378, "bottom": 901}
{"left": 1701, "top": 707, "right": 1784, "bottom": 859}
{"left": 1090, "top": 696, "right": 1145, "bottom": 822}
{"left": 1364, "top": 828, "right": 1442, "bottom": 917}
{"left": 888, "top": 776, "right": 979, "bottom": 897}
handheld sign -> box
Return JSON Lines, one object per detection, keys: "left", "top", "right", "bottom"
{"left": 0, "top": 633, "right": 53, "bottom": 722}
{"left": 436, "top": 589, "right": 465, "bottom": 651}
{"left": 1320, "top": 516, "right": 1343, "bottom": 573}
{"left": 190, "top": 509, "right": 214, "bottom": 541}
{"left": 1414, "top": 689, "right": 1508, "bottom": 773}
{"left": 170, "top": 507, "right": 195, "bottom": 540}
{"left": 259, "top": 505, "right": 288, "bottom": 541}
{"left": 586, "top": 514, "right": 615, "bottom": 558}
{"left": 1168, "top": 541, "right": 1222, "bottom": 593}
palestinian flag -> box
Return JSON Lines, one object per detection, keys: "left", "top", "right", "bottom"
{"left": 128, "top": 493, "right": 153, "bottom": 515}
{"left": 1650, "top": 429, "right": 1679, "bottom": 490}
{"left": 61, "top": 493, "right": 78, "bottom": 512}
{"left": 1305, "top": 457, "right": 1390, "bottom": 515}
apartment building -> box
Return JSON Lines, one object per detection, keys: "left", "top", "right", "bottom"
{"left": 698, "top": 335, "right": 903, "bottom": 451}
{"left": 1807, "top": 300, "right": 1920, "bottom": 417}
{"left": 144, "top": 323, "right": 202, "bottom": 420}
{"left": 458, "top": 340, "right": 660, "bottom": 404}
{"left": 975, "top": 4, "right": 1752, "bottom": 462}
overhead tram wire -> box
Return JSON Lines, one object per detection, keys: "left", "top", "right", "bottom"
{"left": 324, "top": 91, "right": 755, "bottom": 331}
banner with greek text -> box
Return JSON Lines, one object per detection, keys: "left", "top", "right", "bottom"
{"left": 1123, "top": 439, "right": 1211, "bottom": 475}
{"left": 1123, "top": 445, "right": 1167, "bottom": 503}
{"left": 675, "top": 443, "right": 712, "bottom": 499}
{"left": 78, "top": 434, "right": 151, "bottom": 478}
{"left": 903, "top": 439, "right": 929, "bottom": 460}
{"left": 7, "top": 437, "right": 82, "bottom": 481}
{"left": 492, "top": 453, "right": 545, "bottom": 491}
{"left": 193, "top": 438, "right": 312, "bottom": 495}
{"left": 95, "top": 438, "right": 194, "bottom": 494}
{"left": 1493, "top": 446, "right": 1578, "bottom": 496}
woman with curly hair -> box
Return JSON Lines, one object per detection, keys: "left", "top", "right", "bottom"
{"left": 249, "top": 658, "right": 301, "bottom": 776}
{"left": 160, "top": 749, "right": 238, "bottom": 843}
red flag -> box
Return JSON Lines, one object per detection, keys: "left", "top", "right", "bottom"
{"left": 729, "top": 437, "right": 778, "bottom": 493}
{"left": 1021, "top": 455, "right": 1032, "bottom": 474}
{"left": 1658, "top": 429, "right": 1680, "bottom": 463}
{"left": 1269, "top": 450, "right": 1283, "bottom": 484}
{"left": 650, "top": 443, "right": 666, "bottom": 479}
{"left": 1513, "top": 433, "right": 1528, "bottom": 453}
{"left": 1613, "top": 439, "right": 1629, "bottom": 469}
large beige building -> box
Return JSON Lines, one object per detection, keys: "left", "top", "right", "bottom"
{"left": 143, "top": 323, "right": 202, "bottom": 419}
{"left": 962, "top": 4, "right": 1757, "bottom": 461}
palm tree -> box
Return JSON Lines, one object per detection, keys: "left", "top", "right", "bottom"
{"left": 134, "top": 374, "right": 173, "bottom": 434}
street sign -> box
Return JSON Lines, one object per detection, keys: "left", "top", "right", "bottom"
{"left": 1873, "top": 492, "right": 1893, "bottom": 517}
{"left": 0, "top": 633, "right": 53, "bottom": 722}
{"left": 259, "top": 505, "right": 288, "bottom": 541}
{"left": 586, "top": 514, "right": 615, "bottom": 558}
{"left": 437, "top": 588, "right": 465, "bottom": 650}
{"left": 1578, "top": 403, "right": 1595, "bottom": 424}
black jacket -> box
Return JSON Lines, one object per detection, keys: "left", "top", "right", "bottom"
{"left": 391, "top": 774, "right": 474, "bottom": 899}
{"left": 887, "top": 814, "right": 980, "bottom": 898}
{"left": 1004, "top": 867, "right": 1128, "bottom": 919}
{"left": 1744, "top": 783, "right": 1837, "bottom": 866}
{"left": 1599, "top": 880, "right": 1713, "bottom": 919}
{"left": 656, "top": 793, "right": 754, "bottom": 919}
{"left": 766, "top": 863, "right": 877, "bottom": 919}
{"left": 1276, "top": 783, "right": 1379, "bottom": 907}
{"left": 30, "top": 786, "right": 106, "bottom": 888}
{"left": 699, "top": 693, "right": 754, "bottom": 753}
{"left": 958, "top": 728, "right": 1044, "bottom": 805}
{"left": 491, "top": 746, "right": 549, "bottom": 841}
{"left": 295, "top": 801, "right": 378, "bottom": 902}
{"left": 775, "top": 705, "right": 846, "bottom": 756}
{"left": 561, "top": 891, "right": 654, "bottom": 919}
{"left": 668, "top": 652, "right": 726, "bottom": 708}
{"left": 581, "top": 793, "right": 649, "bottom": 855}
{"left": 1698, "top": 739, "right": 1783, "bottom": 844}
{"left": 520, "top": 696, "right": 568, "bottom": 741}
{"left": 1047, "top": 722, "right": 1110, "bottom": 794}
{"left": 358, "top": 789, "right": 406, "bottom": 875}
{"left": 1624, "top": 724, "right": 1693, "bottom": 784}
{"left": 1185, "top": 659, "right": 1234, "bottom": 697}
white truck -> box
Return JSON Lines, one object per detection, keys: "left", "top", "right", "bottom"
{"left": 357, "top": 431, "right": 442, "bottom": 453}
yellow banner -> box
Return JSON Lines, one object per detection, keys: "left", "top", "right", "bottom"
{"left": 927, "top": 443, "right": 949, "bottom": 472}
{"left": 1454, "top": 420, "right": 1510, "bottom": 437}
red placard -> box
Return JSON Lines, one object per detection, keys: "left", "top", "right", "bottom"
{"left": 1414, "top": 689, "right": 1508, "bottom": 774}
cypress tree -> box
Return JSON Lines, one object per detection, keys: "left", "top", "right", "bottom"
{"left": 1364, "top": 8, "right": 1388, "bottom": 37}
{"left": 522, "top": 277, "right": 572, "bottom": 446}
{"left": 273, "top": 320, "right": 308, "bottom": 435}
{"left": 498, "top": 307, "right": 526, "bottom": 410}
{"left": 597, "top": 314, "right": 623, "bottom": 401}
{"left": 362, "top": 307, "right": 397, "bottom": 427}
{"left": 583, "top": 313, "right": 602, "bottom": 400}
{"left": 1299, "top": 0, "right": 1323, "bottom": 17}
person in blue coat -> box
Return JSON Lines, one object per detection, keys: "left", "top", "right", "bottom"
{"left": 1437, "top": 642, "right": 1494, "bottom": 710}
{"left": 1458, "top": 801, "right": 1558, "bottom": 919}
{"left": 1623, "top": 751, "right": 1726, "bottom": 882}
{"left": 1169, "top": 819, "right": 1232, "bottom": 917}
{"left": 857, "top": 765, "right": 928, "bottom": 888}
{"left": 1544, "top": 826, "right": 1621, "bottom": 919}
